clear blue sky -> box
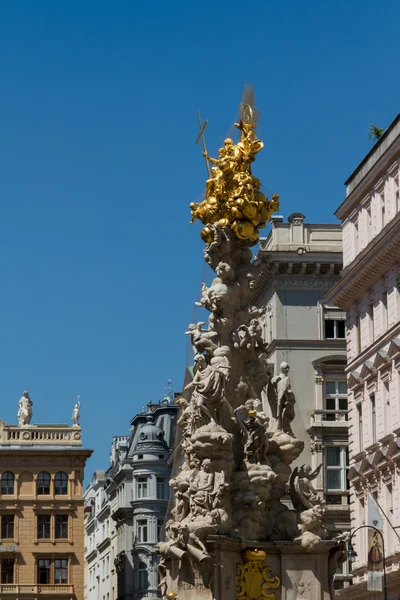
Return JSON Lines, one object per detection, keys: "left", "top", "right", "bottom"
{"left": 0, "top": 0, "right": 398, "bottom": 478}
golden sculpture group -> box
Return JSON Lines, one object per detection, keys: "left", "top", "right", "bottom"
{"left": 190, "top": 106, "right": 279, "bottom": 243}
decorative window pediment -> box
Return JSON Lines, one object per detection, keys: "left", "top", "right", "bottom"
{"left": 372, "top": 448, "right": 387, "bottom": 466}
{"left": 387, "top": 440, "right": 400, "bottom": 458}
{"left": 359, "top": 361, "right": 377, "bottom": 380}
{"left": 372, "top": 350, "right": 391, "bottom": 370}
{"left": 348, "top": 465, "right": 360, "bottom": 480}
{"left": 387, "top": 337, "right": 400, "bottom": 358}
{"left": 359, "top": 457, "right": 373, "bottom": 473}
{"left": 348, "top": 371, "right": 362, "bottom": 389}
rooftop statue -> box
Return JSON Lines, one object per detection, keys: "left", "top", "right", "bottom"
{"left": 72, "top": 397, "right": 81, "bottom": 426}
{"left": 18, "top": 391, "right": 33, "bottom": 426}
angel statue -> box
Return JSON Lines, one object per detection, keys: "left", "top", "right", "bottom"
{"left": 289, "top": 463, "right": 323, "bottom": 512}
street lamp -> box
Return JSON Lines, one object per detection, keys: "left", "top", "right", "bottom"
{"left": 347, "top": 525, "right": 388, "bottom": 600}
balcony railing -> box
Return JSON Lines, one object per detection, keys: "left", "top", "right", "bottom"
{"left": 311, "top": 409, "right": 349, "bottom": 426}
{"left": 0, "top": 584, "right": 74, "bottom": 594}
{"left": 0, "top": 423, "right": 82, "bottom": 446}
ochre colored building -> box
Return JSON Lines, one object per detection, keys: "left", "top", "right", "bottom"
{"left": 0, "top": 416, "right": 92, "bottom": 600}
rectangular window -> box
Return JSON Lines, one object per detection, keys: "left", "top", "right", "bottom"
{"left": 382, "top": 291, "right": 388, "bottom": 331}
{"left": 383, "top": 381, "right": 391, "bottom": 435}
{"left": 324, "top": 319, "right": 345, "bottom": 339}
{"left": 137, "top": 519, "right": 148, "bottom": 543}
{"left": 381, "top": 191, "right": 386, "bottom": 227}
{"left": 368, "top": 303, "right": 375, "bottom": 342}
{"left": 395, "top": 175, "right": 400, "bottom": 212}
{"left": 354, "top": 219, "right": 359, "bottom": 253}
{"left": 371, "top": 392, "right": 377, "bottom": 443}
{"left": 324, "top": 381, "right": 348, "bottom": 421}
{"left": 1, "top": 558, "right": 14, "bottom": 584}
{"left": 1, "top": 515, "right": 14, "bottom": 539}
{"left": 37, "top": 515, "right": 51, "bottom": 539}
{"left": 137, "top": 477, "right": 148, "bottom": 499}
{"left": 156, "top": 477, "right": 165, "bottom": 499}
{"left": 367, "top": 204, "right": 372, "bottom": 241}
{"left": 357, "top": 402, "right": 363, "bottom": 451}
{"left": 38, "top": 559, "right": 51, "bottom": 584}
{"left": 325, "top": 446, "right": 349, "bottom": 491}
{"left": 55, "top": 515, "right": 68, "bottom": 539}
{"left": 356, "top": 314, "right": 361, "bottom": 352}
{"left": 157, "top": 519, "right": 163, "bottom": 541}
{"left": 54, "top": 559, "right": 68, "bottom": 584}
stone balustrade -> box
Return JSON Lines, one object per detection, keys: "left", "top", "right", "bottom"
{"left": 0, "top": 421, "right": 82, "bottom": 446}
{"left": 0, "top": 583, "right": 74, "bottom": 594}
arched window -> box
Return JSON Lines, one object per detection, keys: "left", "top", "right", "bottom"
{"left": 137, "top": 562, "right": 148, "bottom": 590}
{"left": 1, "top": 472, "right": 14, "bottom": 495}
{"left": 55, "top": 472, "right": 68, "bottom": 495}
{"left": 37, "top": 472, "right": 51, "bottom": 495}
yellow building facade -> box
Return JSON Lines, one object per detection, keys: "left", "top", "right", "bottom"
{"left": 0, "top": 418, "right": 92, "bottom": 600}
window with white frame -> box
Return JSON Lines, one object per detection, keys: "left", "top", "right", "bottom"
{"left": 323, "top": 309, "right": 346, "bottom": 339}
{"left": 156, "top": 477, "right": 165, "bottom": 499}
{"left": 381, "top": 191, "right": 386, "bottom": 227}
{"left": 368, "top": 302, "right": 375, "bottom": 342}
{"left": 137, "top": 519, "right": 148, "bottom": 543}
{"left": 324, "top": 380, "right": 348, "bottom": 421}
{"left": 137, "top": 477, "right": 148, "bottom": 499}
{"left": 370, "top": 391, "right": 377, "bottom": 443}
{"left": 383, "top": 380, "right": 391, "bottom": 435}
{"left": 137, "top": 561, "right": 148, "bottom": 589}
{"left": 325, "top": 446, "right": 349, "bottom": 492}
{"left": 157, "top": 519, "right": 163, "bottom": 541}
{"left": 356, "top": 400, "right": 363, "bottom": 451}
{"left": 367, "top": 203, "right": 372, "bottom": 242}
{"left": 354, "top": 219, "right": 359, "bottom": 254}
{"left": 382, "top": 291, "right": 389, "bottom": 331}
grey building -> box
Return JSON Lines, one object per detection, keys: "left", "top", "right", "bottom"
{"left": 84, "top": 397, "right": 178, "bottom": 600}
{"left": 251, "top": 213, "right": 351, "bottom": 591}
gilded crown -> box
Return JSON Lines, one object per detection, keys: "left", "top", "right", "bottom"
{"left": 243, "top": 548, "right": 266, "bottom": 562}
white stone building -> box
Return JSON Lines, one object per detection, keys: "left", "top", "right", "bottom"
{"left": 84, "top": 399, "right": 178, "bottom": 600}
{"left": 251, "top": 214, "right": 351, "bottom": 591}
{"left": 327, "top": 114, "right": 400, "bottom": 598}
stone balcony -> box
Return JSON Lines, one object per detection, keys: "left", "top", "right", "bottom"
{"left": 0, "top": 420, "right": 82, "bottom": 446}
{"left": 0, "top": 584, "right": 74, "bottom": 594}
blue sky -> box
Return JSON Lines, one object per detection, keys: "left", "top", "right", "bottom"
{"left": 0, "top": 0, "right": 399, "bottom": 478}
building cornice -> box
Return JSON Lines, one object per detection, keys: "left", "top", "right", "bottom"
{"left": 250, "top": 262, "right": 342, "bottom": 305}
{"left": 326, "top": 211, "right": 400, "bottom": 309}
{"left": 265, "top": 338, "right": 346, "bottom": 355}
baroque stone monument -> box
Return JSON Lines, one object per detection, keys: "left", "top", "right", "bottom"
{"left": 159, "top": 93, "right": 343, "bottom": 600}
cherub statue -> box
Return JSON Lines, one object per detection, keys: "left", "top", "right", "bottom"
{"left": 185, "top": 322, "right": 217, "bottom": 357}
{"left": 295, "top": 502, "right": 327, "bottom": 549}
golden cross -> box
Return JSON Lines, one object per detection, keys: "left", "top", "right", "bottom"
{"left": 196, "top": 110, "right": 211, "bottom": 178}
